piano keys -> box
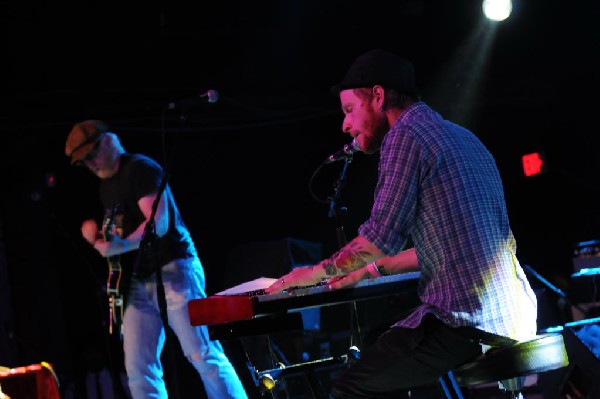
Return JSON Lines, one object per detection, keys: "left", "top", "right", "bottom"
{"left": 188, "top": 271, "right": 420, "bottom": 326}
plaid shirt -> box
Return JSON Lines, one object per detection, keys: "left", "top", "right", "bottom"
{"left": 359, "top": 102, "right": 537, "bottom": 340}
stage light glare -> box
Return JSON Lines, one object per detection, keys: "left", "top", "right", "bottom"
{"left": 482, "top": 0, "right": 512, "bottom": 22}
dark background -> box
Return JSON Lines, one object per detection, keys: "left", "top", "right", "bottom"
{"left": 1, "top": 0, "right": 599, "bottom": 397}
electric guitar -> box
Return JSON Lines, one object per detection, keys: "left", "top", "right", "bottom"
{"left": 102, "top": 205, "right": 125, "bottom": 337}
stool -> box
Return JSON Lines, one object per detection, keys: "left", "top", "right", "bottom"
{"left": 439, "top": 333, "right": 569, "bottom": 399}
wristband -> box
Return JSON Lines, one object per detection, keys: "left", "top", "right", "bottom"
{"left": 367, "top": 262, "right": 382, "bottom": 278}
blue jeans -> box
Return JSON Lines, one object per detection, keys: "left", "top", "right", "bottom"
{"left": 123, "top": 257, "right": 248, "bottom": 399}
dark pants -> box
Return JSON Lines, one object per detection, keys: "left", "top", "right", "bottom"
{"left": 330, "top": 315, "right": 484, "bottom": 399}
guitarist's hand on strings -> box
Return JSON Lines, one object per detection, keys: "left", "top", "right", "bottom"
{"left": 81, "top": 218, "right": 129, "bottom": 257}
{"left": 94, "top": 235, "right": 130, "bottom": 258}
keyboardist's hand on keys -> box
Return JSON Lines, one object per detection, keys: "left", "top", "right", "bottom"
{"left": 264, "top": 265, "right": 327, "bottom": 294}
{"left": 327, "top": 267, "right": 371, "bottom": 290}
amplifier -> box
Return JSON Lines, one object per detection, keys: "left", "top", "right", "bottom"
{"left": 572, "top": 240, "right": 600, "bottom": 272}
{"left": 0, "top": 363, "right": 59, "bottom": 399}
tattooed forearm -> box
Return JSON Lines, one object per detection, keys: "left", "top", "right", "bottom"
{"left": 321, "top": 259, "right": 339, "bottom": 276}
{"left": 327, "top": 241, "right": 376, "bottom": 274}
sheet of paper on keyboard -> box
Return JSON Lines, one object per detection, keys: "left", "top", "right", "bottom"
{"left": 215, "top": 277, "right": 277, "bottom": 295}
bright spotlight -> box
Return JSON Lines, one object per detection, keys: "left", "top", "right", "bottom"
{"left": 482, "top": 0, "right": 512, "bottom": 22}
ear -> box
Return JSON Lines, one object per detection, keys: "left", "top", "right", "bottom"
{"left": 372, "top": 85, "right": 385, "bottom": 109}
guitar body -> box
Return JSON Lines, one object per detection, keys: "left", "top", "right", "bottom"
{"left": 106, "top": 256, "right": 124, "bottom": 336}
{"left": 103, "top": 205, "right": 127, "bottom": 338}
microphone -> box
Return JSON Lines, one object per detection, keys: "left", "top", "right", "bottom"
{"left": 324, "top": 139, "right": 361, "bottom": 164}
{"left": 167, "top": 89, "right": 220, "bottom": 109}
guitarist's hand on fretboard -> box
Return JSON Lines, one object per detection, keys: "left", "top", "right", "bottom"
{"left": 81, "top": 219, "right": 99, "bottom": 245}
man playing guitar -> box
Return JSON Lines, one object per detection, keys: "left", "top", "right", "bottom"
{"left": 69, "top": 120, "right": 247, "bottom": 399}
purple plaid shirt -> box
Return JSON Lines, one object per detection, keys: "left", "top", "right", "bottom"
{"left": 359, "top": 102, "right": 537, "bottom": 340}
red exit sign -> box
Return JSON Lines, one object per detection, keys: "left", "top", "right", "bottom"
{"left": 521, "top": 152, "right": 546, "bottom": 177}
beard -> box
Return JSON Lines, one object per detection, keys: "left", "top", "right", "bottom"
{"left": 360, "top": 104, "right": 389, "bottom": 154}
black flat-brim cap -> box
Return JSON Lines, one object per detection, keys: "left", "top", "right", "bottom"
{"left": 330, "top": 49, "right": 418, "bottom": 97}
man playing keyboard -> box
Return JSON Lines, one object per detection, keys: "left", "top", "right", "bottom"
{"left": 265, "top": 49, "right": 537, "bottom": 399}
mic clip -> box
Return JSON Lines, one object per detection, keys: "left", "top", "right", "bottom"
{"left": 166, "top": 90, "right": 220, "bottom": 110}
{"left": 324, "top": 140, "right": 360, "bottom": 164}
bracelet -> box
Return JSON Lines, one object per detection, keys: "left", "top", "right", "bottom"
{"left": 367, "top": 262, "right": 382, "bottom": 278}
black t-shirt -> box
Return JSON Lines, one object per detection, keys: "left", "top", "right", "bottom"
{"left": 99, "top": 153, "right": 197, "bottom": 278}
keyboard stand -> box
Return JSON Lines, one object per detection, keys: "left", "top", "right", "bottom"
{"left": 213, "top": 312, "right": 352, "bottom": 398}
{"left": 208, "top": 312, "right": 304, "bottom": 341}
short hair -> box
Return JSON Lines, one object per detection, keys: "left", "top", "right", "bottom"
{"left": 105, "top": 132, "right": 126, "bottom": 155}
{"left": 353, "top": 87, "right": 417, "bottom": 110}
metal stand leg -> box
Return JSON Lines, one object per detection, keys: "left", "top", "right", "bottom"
{"left": 438, "top": 371, "right": 465, "bottom": 399}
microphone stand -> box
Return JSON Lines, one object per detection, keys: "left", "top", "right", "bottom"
{"left": 133, "top": 171, "right": 180, "bottom": 399}
{"left": 326, "top": 157, "right": 362, "bottom": 352}
{"left": 523, "top": 263, "right": 588, "bottom": 325}
{"left": 327, "top": 158, "right": 351, "bottom": 248}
